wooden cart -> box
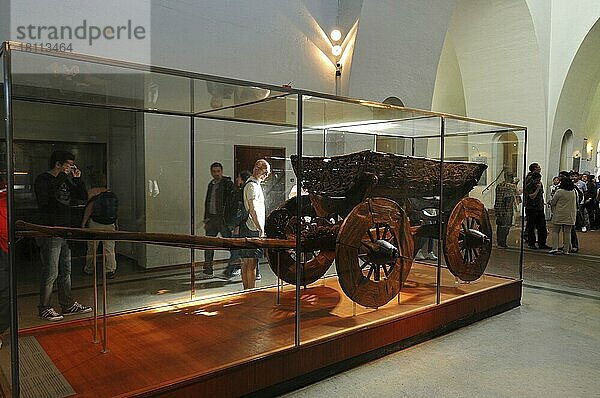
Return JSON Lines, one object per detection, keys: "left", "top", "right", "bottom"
{"left": 265, "top": 150, "right": 491, "bottom": 308}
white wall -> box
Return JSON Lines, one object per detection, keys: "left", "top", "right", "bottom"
{"left": 548, "top": 15, "right": 600, "bottom": 178}
{"left": 546, "top": 0, "right": 600, "bottom": 138}
{"left": 432, "top": 0, "right": 547, "bottom": 193}
{"left": 149, "top": 0, "right": 339, "bottom": 93}
{"left": 143, "top": 113, "right": 191, "bottom": 268}
{"left": 348, "top": 0, "right": 456, "bottom": 107}
{"left": 431, "top": 36, "right": 466, "bottom": 115}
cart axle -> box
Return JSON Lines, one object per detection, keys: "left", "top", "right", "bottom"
{"left": 462, "top": 229, "right": 490, "bottom": 249}
{"left": 362, "top": 239, "right": 399, "bottom": 265}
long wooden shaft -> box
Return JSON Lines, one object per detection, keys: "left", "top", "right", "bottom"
{"left": 15, "top": 221, "right": 296, "bottom": 250}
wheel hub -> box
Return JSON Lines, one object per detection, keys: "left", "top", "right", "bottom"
{"left": 363, "top": 239, "right": 399, "bottom": 265}
{"left": 461, "top": 229, "right": 490, "bottom": 250}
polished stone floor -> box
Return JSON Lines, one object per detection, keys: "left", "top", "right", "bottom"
{"left": 281, "top": 285, "right": 600, "bottom": 397}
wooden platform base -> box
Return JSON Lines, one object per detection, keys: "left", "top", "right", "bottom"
{"left": 15, "top": 264, "right": 521, "bottom": 397}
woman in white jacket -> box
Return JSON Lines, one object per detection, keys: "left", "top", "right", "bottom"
{"left": 549, "top": 176, "right": 578, "bottom": 254}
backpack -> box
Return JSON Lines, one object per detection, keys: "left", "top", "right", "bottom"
{"left": 224, "top": 184, "right": 243, "bottom": 226}
{"left": 91, "top": 191, "right": 119, "bottom": 225}
{"left": 225, "top": 179, "right": 257, "bottom": 227}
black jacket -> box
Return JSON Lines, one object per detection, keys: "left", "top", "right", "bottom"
{"left": 204, "top": 176, "right": 234, "bottom": 220}
{"left": 34, "top": 171, "right": 87, "bottom": 227}
{"left": 524, "top": 178, "right": 544, "bottom": 210}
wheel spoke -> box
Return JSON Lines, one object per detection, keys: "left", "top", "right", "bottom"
{"left": 375, "top": 224, "right": 381, "bottom": 240}
{"left": 382, "top": 263, "right": 390, "bottom": 277}
{"left": 360, "top": 261, "right": 371, "bottom": 270}
{"left": 382, "top": 224, "right": 390, "bottom": 240}
{"left": 367, "top": 229, "right": 376, "bottom": 243}
{"left": 463, "top": 249, "right": 469, "bottom": 264}
{"left": 387, "top": 228, "right": 398, "bottom": 246}
{"left": 366, "top": 265, "right": 374, "bottom": 280}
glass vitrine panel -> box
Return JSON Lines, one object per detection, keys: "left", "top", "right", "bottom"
{"left": 0, "top": 50, "right": 13, "bottom": 397}
{"left": 2, "top": 45, "right": 525, "bottom": 396}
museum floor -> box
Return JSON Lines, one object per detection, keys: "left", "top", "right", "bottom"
{"left": 282, "top": 285, "right": 600, "bottom": 398}
{"left": 282, "top": 230, "right": 600, "bottom": 398}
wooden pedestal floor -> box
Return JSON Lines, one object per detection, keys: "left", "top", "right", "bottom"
{"left": 13, "top": 263, "right": 521, "bottom": 397}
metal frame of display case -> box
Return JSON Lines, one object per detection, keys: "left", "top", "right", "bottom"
{"left": 1, "top": 41, "right": 527, "bottom": 397}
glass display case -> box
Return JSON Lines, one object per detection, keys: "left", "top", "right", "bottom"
{"left": 0, "top": 42, "right": 526, "bottom": 397}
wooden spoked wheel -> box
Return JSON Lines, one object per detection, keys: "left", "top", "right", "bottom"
{"left": 265, "top": 197, "right": 335, "bottom": 286}
{"left": 443, "top": 197, "right": 492, "bottom": 281}
{"left": 336, "top": 198, "right": 413, "bottom": 308}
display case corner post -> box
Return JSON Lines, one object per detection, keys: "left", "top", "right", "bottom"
{"left": 437, "top": 116, "right": 446, "bottom": 305}
{"left": 3, "top": 41, "right": 21, "bottom": 398}
{"left": 519, "top": 127, "right": 528, "bottom": 281}
{"left": 295, "top": 93, "right": 303, "bottom": 347}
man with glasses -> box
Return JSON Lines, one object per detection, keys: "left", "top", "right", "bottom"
{"left": 240, "top": 159, "right": 270, "bottom": 289}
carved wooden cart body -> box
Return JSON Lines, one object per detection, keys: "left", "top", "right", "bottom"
{"left": 265, "top": 150, "right": 492, "bottom": 308}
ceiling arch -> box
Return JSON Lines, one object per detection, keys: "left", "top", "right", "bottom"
{"left": 550, "top": 17, "right": 600, "bottom": 176}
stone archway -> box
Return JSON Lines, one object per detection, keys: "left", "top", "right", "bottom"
{"left": 382, "top": 96, "right": 405, "bottom": 107}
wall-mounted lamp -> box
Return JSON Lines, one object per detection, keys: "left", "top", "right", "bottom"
{"left": 573, "top": 150, "right": 581, "bottom": 158}
{"left": 330, "top": 29, "right": 342, "bottom": 42}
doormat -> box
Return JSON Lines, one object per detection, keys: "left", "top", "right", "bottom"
{"left": 19, "top": 335, "right": 75, "bottom": 398}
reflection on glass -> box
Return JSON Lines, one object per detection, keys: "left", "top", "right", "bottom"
{"left": 440, "top": 129, "right": 526, "bottom": 291}
{"left": 11, "top": 51, "right": 191, "bottom": 113}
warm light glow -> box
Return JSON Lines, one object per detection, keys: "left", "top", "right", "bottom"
{"left": 330, "top": 29, "right": 342, "bottom": 42}
{"left": 573, "top": 150, "right": 581, "bottom": 158}
{"left": 332, "top": 45, "right": 342, "bottom": 56}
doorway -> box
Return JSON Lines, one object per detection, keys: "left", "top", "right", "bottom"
{"left": 234, "top": 145, "right": 286, "bottom": 215}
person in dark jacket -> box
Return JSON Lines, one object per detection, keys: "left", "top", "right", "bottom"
{"left": 523, "top": 166, "right": 550, "bottom": 249}
{"left": 34, "top": 150, "right": 91, "bottom": 321}
{"left": 581, "top": 172, "right": 597, "bottom": 230}
{"left": 203, "top": 162, "right": 235, "bottom": 276}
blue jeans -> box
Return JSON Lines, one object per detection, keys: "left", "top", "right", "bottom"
{"left": 37, "top": 237, "right": 74, "bottom": 311}
{"left": 204, "top": 216, "right": 232, "bottom": 267}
